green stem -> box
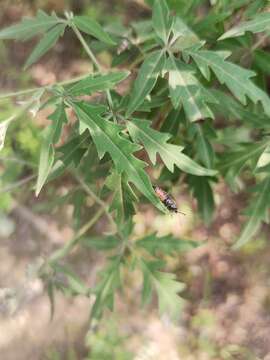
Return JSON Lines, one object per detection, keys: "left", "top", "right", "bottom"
{"left": 49, "top": 207, "right": 105, "bottom": 263}
{"left": 72, "top": 171, "right": 117, "bottom": 233}
{"left": 70, "top": 22, "right": 115, "bottom": 118}
{"left": 0, "top": 73, "right": 94, "bottom": 100}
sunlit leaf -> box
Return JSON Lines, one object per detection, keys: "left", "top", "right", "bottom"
{"left": 126, "top": 50, "right": 166, "bottom": 116}
{"left": 219, "top": 12, "right": 270, "bottom": 40}
{"left": 167, "top": 56, "right": 215, "bottom": 121}
{"left": 152, "top": 0, "right": 172, "bottom": 44}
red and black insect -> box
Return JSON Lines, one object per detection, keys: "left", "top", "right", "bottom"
{"left": 153, "top": 186, "right": 185, "bottom": 215}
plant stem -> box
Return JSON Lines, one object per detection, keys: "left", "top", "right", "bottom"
{"left": 0, "top": 174, "right": 36, "bottom": 194}
{"left": 0, "top": 73, "right": 94, "bottom": 100}
{"left": 72, "top": 171, "right": 117, "bottom": 233}
{"left": 48, "top": 207, "right": 105, "bottom": 263}
{"left": 70, "top": 22, "right": 115, "bottom": 118}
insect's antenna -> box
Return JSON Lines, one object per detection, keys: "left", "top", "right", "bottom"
{"left": 177, "top": 210, "right": 186, "bottom": 215}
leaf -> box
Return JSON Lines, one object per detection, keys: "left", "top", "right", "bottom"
{"left": 233, "top": 176, "right": 270, "bottom": 249}
{"left": 254, "top": 50, "right": 270, "bottom": 76}
{"left": 35, "top": 126, "right": 55, "bottom": 196}
{"left": 210, "top": 89, "right": 270, "bottom": 129}
{"left": 140, "top": 259, "right": 185, "bottom": 319}
{"left": 186, "top": 48, "right": 270, "bottom": 116}
{"left": 72, "top": 101, "right": 165, "bottom": 211}
{"left": 67, "top": 71, "right": 129, "bottom": 96}
{"left": 48, "top": 102, "right": 68, "bottom": 144}
{"left": 136, "top": 233, "right": 198, "bottom": 255}
{"left": 188, "top": 176, "right": 215, "bottom": 225}
{"left": 127, "top": 118, "right": 217, "bottom": 176}
{"left": 166, "top": 56, "right": 215, "bottom": 122}
{"left": 219, "top": 141, "right": 267, "bottom": 177}
{"left": 73, "top": 16, "right": 116, "bottom": 45}
{"left": 24, "top": 23, "right": 66, "bottom": 69}
{"left": 0, "top": 116, "right": 14, "bottom": 151}
{"left": 193, "top": 124, "right": 215, "bottom": 168}
{"left": 91, "top": 257, "right": 122, "bottom": 320}
{"left": 81, "top": 235, "right": 120, "bottom": 250}
{"left": 219, "top": 12, "right": 270, "bottom": 40}
{"left": 170, "top": 16, "right": 200, "bottom": 51}
{"left": 105, "top": 171, "right": 137, "bottom": 223}
{"left": 0, "top": 10, "right": 61, "bottom": 40}
{"left": 256, "top": 143, "right": 270, "bottom": 169}
{"left": 152, "top": 0, "right": 172, "bottom": 44}
{"left": 126, "top": 50, "right": 166, "bottom": 117}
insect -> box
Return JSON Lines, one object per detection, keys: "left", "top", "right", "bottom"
{"left": 153, "top": 186, "right": 185, "bottom": 215}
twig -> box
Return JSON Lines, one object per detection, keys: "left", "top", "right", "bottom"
{"left": 0, "top": 174, "right": 36, "bottom": 194}
{"left": 48, "top": 207, "right": 105, "bottom": 263}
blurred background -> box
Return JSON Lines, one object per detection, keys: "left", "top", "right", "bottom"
{"left": 1, "top": 1, "right": 270, "bottom": 359}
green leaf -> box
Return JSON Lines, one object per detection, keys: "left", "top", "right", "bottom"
{"left": 48, "top": 102, "right": 68, "bottom": 144}
{"left": 52, "top": 264, "right": 89, "bottom": 296}
{"left": 166, "top": 56, "right": 214, "bottom": 122}
{"left": 170, "top": 16, "right": 200, "bottom": 51}
{"left": 193, "top": 124, "right": 215, "bottom": 168}
{"left": 0, "top": 10, "right": 61, "bottom": 40}
{"left": 186, "top": 48, "right": 270, "bottom": 116}
{"left": 140, "top": 259, "right": 185, "bottom": 319}
{"left": 81, "top": 235, "right": 120, "bottom": 250}
{"left": 127, "top": 118, "right": 217, "bottom": 176}
{"left": 0, "top": 116, "right": 13, "bottom": 151}
{"left": 188, "top": 176, "right": 215, "bottom": 225}
{"left": 91, "top": 257, "right": 122, "bottom": 320}
{"left": 152, "top": 0, "right": 172, "bottom": 44}
{"left": 126, "top": 50, "right": 166, "bottom": 117}
{"left": 73, "top": 16, "right": 116, "bottom": 45}
{"left": 73, "top": 101, "right": 165, "bottom": 211}
{"left": 35, "top": 126, "right": 55, "bottom": 196}
{"left": 210, "top": 89, "right": 270, "bottom": 129}
{"left": 254, "top": 50, "right": 270, "bottom": 76}
{"left": 105, "top": 171, "right": 137, "bottom": 223}
{"left": 219, "top": 142, "right": 267, "bottom": 177}
{"left": 233, "top": 176, "right": 270, "bottom": 249}
{"left": 136, "top": 233, "right": 198, "bottom": 255}
{"left": 67, "top": 71, "right": 129, "bottom": 96}
{"left": 219, "top": 12, "right": 270, "bottom": 40}
{"left": 256, "top": 144, "right": 270, "bottom": 169}
{"left": 24, "top": 23, "right": 66, "bottom": 69}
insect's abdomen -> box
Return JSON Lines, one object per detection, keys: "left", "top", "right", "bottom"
{"left": 153, "top": 186, "right": 167, "bottom": 201}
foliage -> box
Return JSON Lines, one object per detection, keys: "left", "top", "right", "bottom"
{"left": 1, "top": 0, "right": 270, "bottom": 324}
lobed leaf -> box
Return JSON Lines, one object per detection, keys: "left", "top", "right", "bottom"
{"left": 136, "top": 233, "right": 198, "bottom": 255}
{"left": 126, "top": 50, "right": 166, "bottom": 116}
{"left": 152, "top": 0, "right": 172, "bottom": 44}
{"left": 24, "top": 23, "right": 66, "bottom": 69}
{"left": 233, "top": 176, "right": 270, "bottom": 248}
{"left": 127, "top": 118, "right": 217, "bottom": 176}
{"left": 67, "top": 71, "right": 129, "bottom": 96}
{"left": 166, "top": 56, "right": 215, "bottom": 122}
{"left": 73, "top": 16, "right": 116, "bottom": 45}
{"left": 186, "top": 48, "right": 270, "bottom": 116}
{"left": 73, "top": 101, "right": 165, "bottom": 211}
{"left": 219, "top": 12, "right": 270, "bottom": 40}
{"left": 0, "top": 10, "right": 61, "bottom": 40}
